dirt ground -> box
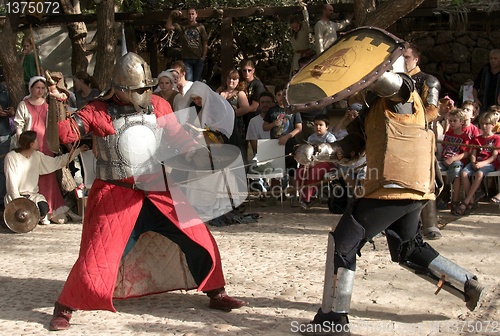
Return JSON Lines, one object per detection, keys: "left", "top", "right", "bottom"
{"left": 0, "top": 199, "right": 498, "bottom": 335}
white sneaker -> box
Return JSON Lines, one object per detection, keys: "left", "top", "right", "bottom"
{"left": 40, "top": 216, "right": 51, "bottom": 225}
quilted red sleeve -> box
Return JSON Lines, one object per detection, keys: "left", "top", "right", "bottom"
{"left": 59, "top": 101, "right": 115, "bottom": 144}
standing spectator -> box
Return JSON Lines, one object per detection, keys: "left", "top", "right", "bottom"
{"left": 154, "top": 70, "right": 181, "bottom": 110}
{"left": 13, "top": 76, "right": 68, "bottom": 224}
{"left": 404, "top": 44, "right": 442, "bottom": 240}
{"left": 0, "top": 75, "right": 14, "bottom": 212}
{"left": 454, "top": 111, "right": 500, "bottom": 215}
{"left": 73, "top": 71, "right": 101, "bottom": 109}
{"left": 170, "top": 60, "right": 193, "bottom": 96}
{"left": 314, "top": 3, "right": 351, "bottom": 55}
{"left": 217, "top": 69, "right": 250, "bottom": 143}
{"left": 240, "top": 59, "right": 267, "bottom": 132}
{"left": 166, "top": 8, "right": 208, "bottom": 82}
{"left": 289, "top": 4, "right": 313, "bottom": 76}
{"left": 263, "top": 84, "right": 302, "bottom": 190}
{"left": 20, "top": 35, "right": 41, "bottom": 92}
{"left": 473, "top": 49, "right": 500, "bottom": 113}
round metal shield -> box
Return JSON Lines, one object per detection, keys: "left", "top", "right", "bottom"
{"left": 284, "top": 27, "right": 405, "bottom": 112}
{"left": 3, "top": 198, "right": 40, "bottom": 233}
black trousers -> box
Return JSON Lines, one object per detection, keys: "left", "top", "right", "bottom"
{"left": 123, "top": 198, "right": 213, "bottom": 285}
{"left": 353, "top": 198, "right": 426, "bottom": 241}
{"left": 333, "top": 198, "right": 428, "bottom": 271}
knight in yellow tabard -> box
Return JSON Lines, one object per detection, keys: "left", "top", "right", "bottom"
{"left": 293, "top": 47, "right": 484, "bottom": 335}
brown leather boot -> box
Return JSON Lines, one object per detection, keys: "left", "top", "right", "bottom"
{"left": 206, "top": 288, "right": 248, "bottom": 311}
{"left": 49, "top": 301, "right": 73, "bottom": 331}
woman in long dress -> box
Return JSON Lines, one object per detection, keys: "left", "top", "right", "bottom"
{"left": 14, "top": 76, "right": 69, "bottom": 223}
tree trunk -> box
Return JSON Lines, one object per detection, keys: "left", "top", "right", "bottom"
{"left": 60, "top": 0, "right": 90, "bottom": 74}
{"left": 359, "top": 0, "right": 427, "bottom": 29}
{"left": 93, "top": 0, "right": 117, "bottom": 90}
{"left": 0, "top": 14, "right": 26, "bottom": 107}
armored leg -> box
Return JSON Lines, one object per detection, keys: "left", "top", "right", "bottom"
{"left": 386, "top": 229, "right": 484, "bottom": 311}
{"left": 420, "top": 200, "right": 441, "bottom": 240}
{"left": 301, "top": 214, "right": 365, "bottom": 335}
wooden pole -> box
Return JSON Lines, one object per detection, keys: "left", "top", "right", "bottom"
{"left": 29, "top": 25, "right": 41, "bottom": 76}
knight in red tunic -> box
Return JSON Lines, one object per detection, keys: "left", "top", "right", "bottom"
{"left": 49, "top": 53, "right": 247, "bottom": 331}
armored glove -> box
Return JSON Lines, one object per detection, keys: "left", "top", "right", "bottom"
{"left": 294, "top": 142, "right": 341, "bottom": 166}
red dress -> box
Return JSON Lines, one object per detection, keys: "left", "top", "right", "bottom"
{"left": 24, "top": 99, "right": 66, "bottom": 214}
{"left": 56, "top": 95, "right": 225, "bottom": 311}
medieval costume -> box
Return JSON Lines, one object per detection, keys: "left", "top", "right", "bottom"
{"left": 49, "top": 53, "right": 246, "bottom": 331}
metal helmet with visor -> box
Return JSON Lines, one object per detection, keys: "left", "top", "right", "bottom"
{"left": 112, "top": 52, "right": 158, "bottom": 111}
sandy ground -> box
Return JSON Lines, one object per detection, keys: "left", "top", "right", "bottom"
{"left": 0, "top": 199, "right": 498, "bottom": 336}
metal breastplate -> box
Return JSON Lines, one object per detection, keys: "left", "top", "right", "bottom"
{"left": 95, "top": 111, "right": 163, "bottom": 180}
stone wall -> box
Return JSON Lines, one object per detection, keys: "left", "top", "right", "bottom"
{"left": 403, "top": 30, "right": 500, "bottom": 88}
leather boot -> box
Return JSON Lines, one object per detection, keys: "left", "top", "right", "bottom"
{"left": 420, "top": 200, "right": 442, "bottom": 240}
{"left": 49, "top": 301, "right": 73, "bottom": 331}
{"left": 206, "top": 287, "right": 248, "bottom": 311}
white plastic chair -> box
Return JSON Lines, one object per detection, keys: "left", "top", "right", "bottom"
{"left": 246, "top": 139, "right": 286, "bottom": 207}
{"left": 79, "top": 150, "right": 97, "bottom": 220}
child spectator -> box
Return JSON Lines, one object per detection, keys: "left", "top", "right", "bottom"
{"left": 461, "top": 100, "right": 481, "bottom": 138}
{"left": 437, "top": 108, "right": 470, "bottom": 208}
{"left": 453, "top": 111, "right": 500, "bottom": 215}
{"left": 486, "top": 105, "right": 500, "bottom": 133}
{"left": 296, "top": 114, "right": 336, "bottom": 209}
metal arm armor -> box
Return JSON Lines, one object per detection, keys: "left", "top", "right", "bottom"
{"left": 72, "top": 113, "right": 87, "bottom": 138}
{"left": 294, "top": 142, "right": 342, "bottom": 166}
{"left": 423, "top": 75, "right": 441, "bottom": 107}
{"left": 368, "top": 72, "right": 414, "bottom": 103}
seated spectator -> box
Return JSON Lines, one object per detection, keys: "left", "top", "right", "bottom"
{"left": 246, "top": 92, "right": 273, "bottom": 195}
{"left": 296, "top": 114, "right": 336, "bottom": 209}
{"left": 433, "top": 96, "right": 455, "bottom": 157}
{"left": 73, "top": 71, "right": 101, "bottom": 109}
{"left": 331, "top": 103, "right": 361, "bottom": 140}
{"left": 263, "top": 84, "right": 302, "bottom": 191}
{"left": 0, "top": 76, "right": 14, "bottom": 212}
{"left": 246, "top": 92, "right": 273, "bottom": 156}
{"left": 437, "top": 108, "right": 470, "bottom": 209}
{"left": 217, "top": 69, "right": 250, "bottom": 144}
{"left": 461, "top": 100, "right": 481, "bottom": 138}
{"left": 240, "top": 59, "right": 267, "bottom": 131}
{"left": 4, "top": 131, "right": 85, "bottom": 224}
{"left": 453, "top": 111, "right": 500, "bottom": 215}
{"left": 154, "top": 70, "right": 181, "bottom": 110}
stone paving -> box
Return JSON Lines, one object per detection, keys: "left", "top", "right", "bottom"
{"left": 0, "top": 200, "right": 498, "bottom": 336}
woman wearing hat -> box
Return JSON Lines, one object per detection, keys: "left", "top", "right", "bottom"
{"left": 154, "top": 70, "right": 181, "bottom": 110}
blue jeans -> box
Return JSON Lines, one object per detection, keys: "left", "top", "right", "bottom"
{"left": 183, "top": 58, "right": 204, "bottom": 82}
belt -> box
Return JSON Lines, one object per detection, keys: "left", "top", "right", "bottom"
{"left": 106, "top": 180, "right": 141, "bottom": 190}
